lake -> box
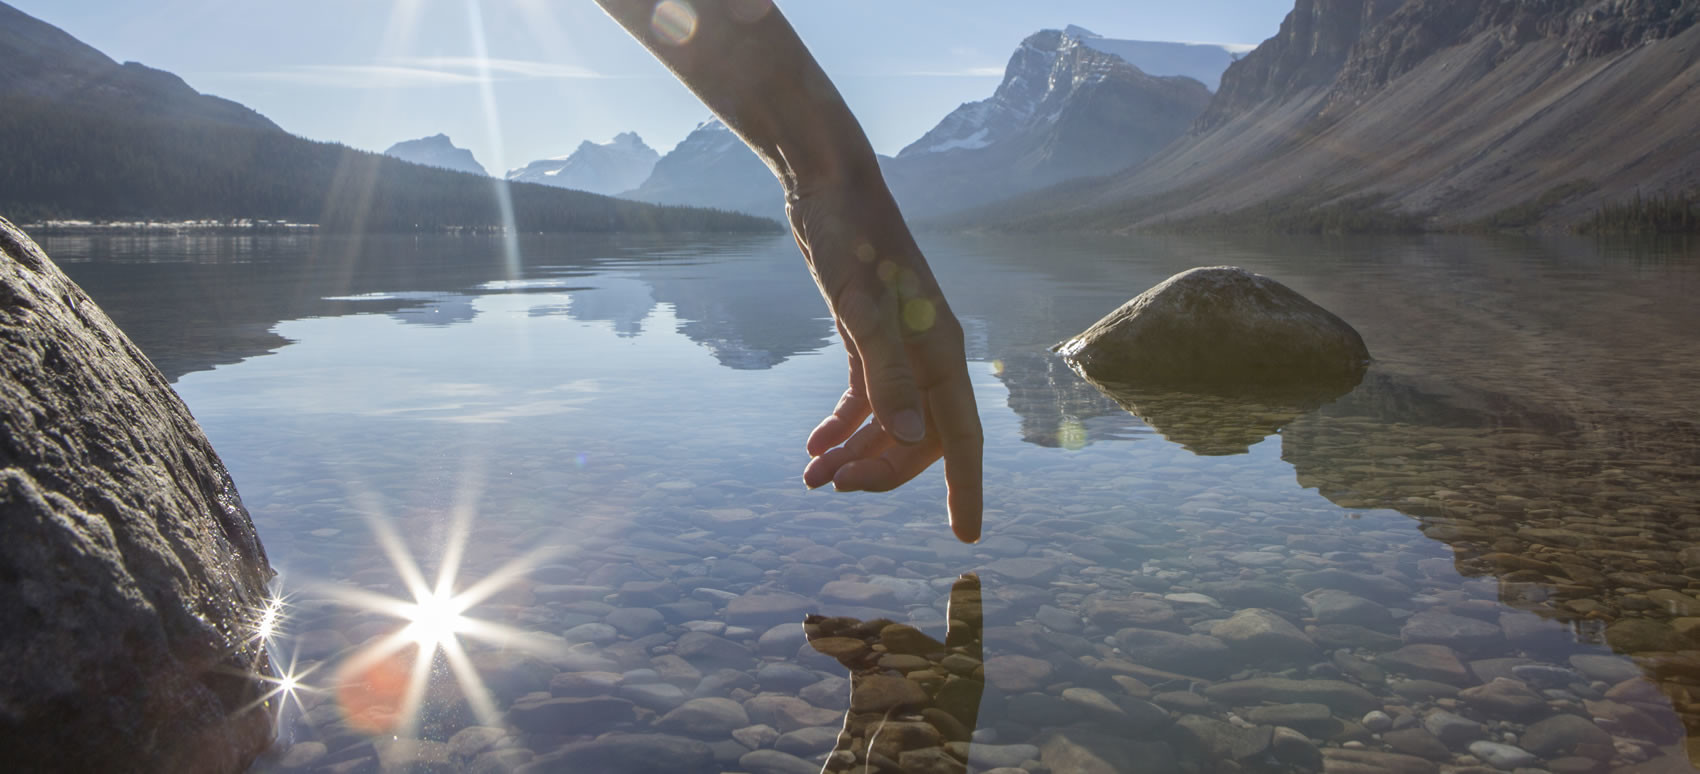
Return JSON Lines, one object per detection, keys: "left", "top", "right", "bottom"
{"left": 47, "top": 230, "right": 1700, "bottom": 773}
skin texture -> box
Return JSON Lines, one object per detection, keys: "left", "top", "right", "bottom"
{"left": 593, "top": 0, "right": 983, "bottom": 542}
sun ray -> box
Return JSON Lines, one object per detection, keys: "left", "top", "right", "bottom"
{"left": 318, "top": 488, "right": 570, "bottom": 738}
{"left": 439, "top": 636, "right": 504, "bottom": 728}
{"left": 465, "top": 0, "right": 523, "bottom": 281}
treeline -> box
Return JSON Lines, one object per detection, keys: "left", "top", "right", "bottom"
{"left": 1576, "top": 191, "right": 1700, "bottom": 235}
{"left": 0, "top": 98, "right": 777, "bottom": 233}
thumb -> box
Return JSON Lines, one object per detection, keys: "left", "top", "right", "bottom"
{"left": 839, "top": 291, "right": 926, "bottom": 445}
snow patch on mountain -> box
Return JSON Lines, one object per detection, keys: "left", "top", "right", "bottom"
{"left": 900, "top": 27, "right": 1242, "bottom": 159}
{"left": 508, "top": 132, "right": 659, "bottom": 195}
{"left": 1063, "top": 25, "right": 1247, "bottom": 91}
{"left": 619, "top": 119, "right": 781, "bottom": 220}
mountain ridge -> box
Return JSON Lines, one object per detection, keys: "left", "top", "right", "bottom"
{"left": 952, "top": 0, "right": 1700, "bottom": 232}
{"left": 0, "top": 2, "right": 774, "bottom": 233}
{"left": 619, "top": 27, "right": 1228, "bottom": 222}
{"left": 509, "top": 132, "right": 660, "bottom": 196}
{"left": 0, "top": 1, "right": 278, "bottom": 132}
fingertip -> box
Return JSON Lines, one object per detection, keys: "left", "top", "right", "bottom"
{"left": 803, "top": 455, "right": 835, "bottom": 490}
{"left": 949, "top": 498, "right": 982, "bottom": 544}
{"left": 806, "top": 416, "right": 848, "bottom": 457}
{"left": 829, "top": 466, "right": 861, "bottom": 492}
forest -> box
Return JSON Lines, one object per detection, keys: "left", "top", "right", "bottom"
{"left": 0, "top": 98, "right": 778, "bottom": 234}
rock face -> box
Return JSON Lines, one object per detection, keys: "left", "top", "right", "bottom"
{"left": 886, "top": 26, "right": 1214, "bottom": 220}
{"left": 971, "top": 0, "right": 1700, "bottom": 231}
{"left": 0, "top": 217, "right": 274, "bottom": 771}
{"left": 1197, "top": 0, "right": 1405, "bottom": 130}
{"left": 1054, "top": 266, "right": 1369, "bottom": 389}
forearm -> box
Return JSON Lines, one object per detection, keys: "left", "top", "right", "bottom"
{"left": 593, "top": 0, "right": 880, "bottom": 192}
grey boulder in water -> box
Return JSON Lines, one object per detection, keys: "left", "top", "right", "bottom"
{"left": 1, "top": 217, "right": 274, "bottom": 772}
{"left": 1053, "top": 265, "right": 1369, "bottom": 390}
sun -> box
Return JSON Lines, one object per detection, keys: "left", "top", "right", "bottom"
{"left": 316, "top": 500, "right": 566, "bottom": 737}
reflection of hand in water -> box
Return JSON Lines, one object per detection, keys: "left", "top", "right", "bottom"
{"left": 805, "top": 574, "right": 983, "bottom": 773}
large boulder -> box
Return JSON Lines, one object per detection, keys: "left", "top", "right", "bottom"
{"left": 1, "top": 217, "right": 274, "bottom": 771}
{"left": 1053, "top": 266, "right": 1369, "bottom": 389}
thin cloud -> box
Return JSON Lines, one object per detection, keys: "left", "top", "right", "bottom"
{"left": 224, "top": 57, "right": 609, "bottom": 88}
{"left": 394, "top": 56, "right": 607, "bottom": 80}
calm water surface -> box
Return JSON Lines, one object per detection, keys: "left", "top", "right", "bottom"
{"left": 49, "top": 232, "right": 1700, "bottom": 773}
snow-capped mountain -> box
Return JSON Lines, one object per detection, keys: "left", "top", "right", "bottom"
{"left": 507, "top": 132, "right": 660, "bottom": 196}
{"left": 619, "top": 119, "right": 780, "bottom": 220}
{"left": 614, "top": 28, "right": 1235, "bottom": 222}
{"left": 1061, "top": 26, "right": 1247, "bottom": 91}
{"left": 382, "top": 134, "right": 488, "bottom": 177}
{"left": 885, "top": 26, "right": 1216, "bottom": 219}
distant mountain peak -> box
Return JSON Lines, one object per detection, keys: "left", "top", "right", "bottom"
{"left": 508, "top": 132, "right": 660, "bottom": 196}
{"left": 384, "top": 134, "right": 488, "bottom": 177}
{"left": 898, "top": 26, "right": 1226, "bottom": 159}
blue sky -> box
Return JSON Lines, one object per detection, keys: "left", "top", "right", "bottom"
{"left": 12, "top": 0, "right": 1293, "bottom": 173}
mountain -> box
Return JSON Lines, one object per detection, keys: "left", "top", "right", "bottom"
{"left": 620, "top": 119, "right": 782, "bottom": 220}
{"left": 618, "top": 28, "right": 1230, "bottom": 223}
{"left": 1055, "top": 26, "right": 1247, "bottom": 91}
{"left": 383, "top": 134, "right": 487, "bottom": 177}
{"left": 0, "top": 2, "right": 774, "bottom": 233}
{"left": 963, "top": 0, "right": 1700, "bottom": 232}
{"left": 0, "top": 1, "right": 276, "bottom": 132}
{"left": 885, "top": 27, "right": 1215, "bottom": 219}
{"left": 509, "top": 132, "right": 660, "bottom": 196}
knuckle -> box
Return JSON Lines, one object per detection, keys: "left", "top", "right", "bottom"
{"left": 930, "top": 314, "right": 966, "bottom": 349}
{"left": 868, "top": 359, "right": 917, "bottom": 392}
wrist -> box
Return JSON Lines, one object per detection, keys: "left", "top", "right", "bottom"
{"left": 775, "top": 110, "right": 882, "bottom": 196}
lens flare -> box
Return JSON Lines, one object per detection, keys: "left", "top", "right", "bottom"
{"left": 319, "top": 496, "right": 566, "bottom": 737}
{"left": 903, "top": 298, "right": 937, "bottom": 333}
{"left": 650, "top": 0, "right": 699, "bottom": 45}
{"left": 231, "top": 638, "right": 322, "bottom": 742}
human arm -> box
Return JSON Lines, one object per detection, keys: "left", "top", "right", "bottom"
{"left": 593, "top": 0, "right": 983, "bottom": 542}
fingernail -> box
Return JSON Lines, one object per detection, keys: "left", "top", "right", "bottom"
{"left": 891, "top": 409, "right": 925, "bottom": 443}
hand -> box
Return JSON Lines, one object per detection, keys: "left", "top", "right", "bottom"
{"left": 788, "top": 171, "right": 983, "bottom": 544}
{"left": 805, "top": 573, "right": 984, "bottom": 772}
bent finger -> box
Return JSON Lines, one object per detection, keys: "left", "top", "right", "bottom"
{"left": 804, "top": 420, "right": 893, "bottom": 489}
{"left": 807, "top": 386, "right": 870, "bottom": 458}
{"left": 808, "top": 321, "right": 870, "bottom": 455}
{"left": 837, "top": 290, "right": 926, "bottom": 445}
{"left": 831, "top": 437, "right": 942, "bottom": 493}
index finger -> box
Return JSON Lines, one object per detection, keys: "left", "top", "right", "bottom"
{"left": 926, "top": 353, "right": 983, "bottom": 544}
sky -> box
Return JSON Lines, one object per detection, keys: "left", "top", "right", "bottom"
{"left": 11, "top": 0, "right": 1294, "bottom": 175}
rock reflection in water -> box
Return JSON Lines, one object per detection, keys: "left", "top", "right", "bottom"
{"left": 1070, "top": 364, "right": 1363, "bottom": 457}
{"left": 1279, "top": 369, "right": 1700, "bottom": 752}
{"left": 805, "top": 574, "right": 983, "bottom": 773}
